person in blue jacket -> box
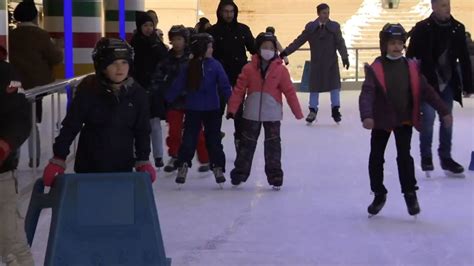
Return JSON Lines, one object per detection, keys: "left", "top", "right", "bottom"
{"left": 166, "top": 33, "right": 231, "bottom": 187}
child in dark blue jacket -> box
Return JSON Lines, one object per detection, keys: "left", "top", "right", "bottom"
{"left": 166, "top": 33, "right": 231, "bottom": 187}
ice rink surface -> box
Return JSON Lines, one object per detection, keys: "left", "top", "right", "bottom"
{"left": 15, "top": 91, "right": 473, "bottom": 265}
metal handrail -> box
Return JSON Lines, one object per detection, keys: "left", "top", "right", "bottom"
{"left": 291, "top": 47, "right": 379, "bottom": 82}
{"left": 26, "top": 73, "right": 92, "bottom": 175}
{"left": 24, "top": 73, "right": 91, "bottom": 101}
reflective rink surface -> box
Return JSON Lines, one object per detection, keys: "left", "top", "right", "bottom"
{"left": 14, "top": 91, "right": 474, "bottom": 265}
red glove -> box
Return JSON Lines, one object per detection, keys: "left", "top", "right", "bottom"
{"left": 136, "top": 163, "right": 157, "bottom": 183}
{"left": 43, "top": 157, "right": 66, "bottom": 186}
{"left": 0, "top": 139, "right": 11, "bottom": 166}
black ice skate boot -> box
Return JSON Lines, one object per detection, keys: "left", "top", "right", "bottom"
{"left": 164, "top": 157, "right": 178, "bottom": 172}
{"left": 331, "top": 106, "right": 342, "bottom": 124}
{"left": 403, "top": 192, "right": 420, "bottom": 216}
{"left": 367, "top": 193, "right": 387, "bottom": 217}
{"left": 306, "top": 108, "right": 317, "bottom": 124}
{"left": 421, "top": 157, "right": 434, "bottom": 178}
{"left": 212, "top": 167, "right": 226, "bottom": 188}
{"left": 268, "top": 176, "right": 283, "bottom": 190}
{"left": 230, "top": 169, "right": 244, "bottom": 186}
{"left": 175, "top": 163, "right": 189, "bottom": 186}
{"left": 154, "top": 157, "right": 164, "bottom": 168}
{"left": 440, "top": 157, "right": 465, "bottom": 177}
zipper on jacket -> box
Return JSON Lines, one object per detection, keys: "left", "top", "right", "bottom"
{"left": 258, "top": 71, "right": 269, "bottom": 122}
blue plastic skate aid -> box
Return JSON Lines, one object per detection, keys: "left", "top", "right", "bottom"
{"left": 469, "top": 151, "right": 474, "bottom": 171}
{"left": 28, "top": 173, "right": 171, "bottom": 266}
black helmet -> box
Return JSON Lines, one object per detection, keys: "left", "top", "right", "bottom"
{"left": 190, "top": 33, "right": 214, "bottom": 58}
{"left": 255, "top": 32, "right": 277, "bottom": 49}
{"left": 168, "top": 25, "right": 190, "bottom": 43}
{"left": 379, "top": 23, "right": 407, "bottom": 55}
{"left": 92, "top": 38, "right": 134, "bottom": 77}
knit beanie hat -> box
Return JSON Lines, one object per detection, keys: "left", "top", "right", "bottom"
{"left": 135, "top": 11, "right": 154, "bottom": 33}
{"left": 14, "top": 0, "right": 38, "bottom": 22}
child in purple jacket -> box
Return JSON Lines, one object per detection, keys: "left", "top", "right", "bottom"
{"left": 359, "top": 24, "right": 452, "bottom": 217}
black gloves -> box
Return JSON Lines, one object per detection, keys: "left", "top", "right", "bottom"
{"left": 279, "top": 51, "right": 288, "bottom": 59}
{"left": 342, "top": 58, "right": 350, "bottom": 70}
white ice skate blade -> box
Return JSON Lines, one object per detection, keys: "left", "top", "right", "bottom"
{"left": 218, "top": 183, "right": 224, "bottom": 189}
{"left": 424, "top": 171, "right": 432, "bottom": 178}
{"left": 444, "top": 171, "right": 465, "bottom": 178}
{"left": 177, "top": 184, "right": 183, "bottom": 190}
{"left": 368, "top": 214, "right": 376, "bottom": 218}
{"left": 272, "top": 186, "right": 281, "bottom": 191}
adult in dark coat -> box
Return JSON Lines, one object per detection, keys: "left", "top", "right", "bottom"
{"left": 281, "top": 3, "right": 349, "bottom": 124}
{"left": 9, "top": 0, "right": 63, "bottom": 167}
{"left": 207, "top": 0, "right": 256, "bottom": 150}
{"left": 406, "top": 0, "right": 472, "bottom": 176}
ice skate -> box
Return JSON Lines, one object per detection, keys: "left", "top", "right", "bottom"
{"left": 268, "top": 176, "right": 283, "bottom": 190}
{"left": 175, "top": 163, "right": 188, "bottom": 186}
{"left": 164, "top": 157, "right": 178, "bottom": 172}
{"left": 421, "top": 157, "right": 434, "bottom": 178}
{"left": 212, "top": 167, "right": 226, "bottom": 189}
{"left": 403, "top": 192, "right": 420, "bottom": 217}
{"left": 367, "top": 193, "right": 386, "bottom": 218}
{"left": 154, "top": 157, "right": 164, "bottom": 168}
{"left": 331, "top": 106, "right": 342, "bottom": 125}
{"left": 440, "top": 157, "right": 465, "bottom": 178}
{"left": 306, "top": 108, "right": 317, "bottom": 125}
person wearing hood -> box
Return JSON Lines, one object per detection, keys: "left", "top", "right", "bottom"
{"left": 226, "top": 32, "right": 304, "bottom": 190}
{"left": 406, "top": 0, "right": 472, "bottom": 177}
{"left": 280, "top": 3, "right": 349, "bottom": 125}
{"left": 9, "top": 0, "right": 63, "bottom": 168}
{"left": 131, "top": 11, "right": 168, "bottom": 168}
{"left": 207, "top": 0, "right": 257, "bottom": 152}
{"left": 42, "top": 38, "right": 156, "bottom": 187}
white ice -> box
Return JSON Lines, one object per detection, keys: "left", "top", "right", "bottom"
{"left": 14, "top": 91, "right": 474, "bottom": 265}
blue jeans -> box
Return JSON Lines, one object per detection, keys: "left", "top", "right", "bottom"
{"left": 419, "top": 87, "right": 454, "bottom": 159}
{"left": 309, "top": 89, "right": 341, "bottom": 111}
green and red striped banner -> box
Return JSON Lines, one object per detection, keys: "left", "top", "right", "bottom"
{"left": 44, "top": 0, "right": 102, "bottom": 77}
{"left": 104, "top": 0, "right": 144, "bottom": 42}
{"left": 0, "top": 0, "right": 7, "bottom": 48}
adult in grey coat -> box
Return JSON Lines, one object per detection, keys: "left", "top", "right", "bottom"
{"left": 281, "top": 3, "right": 349, "bottom": 124}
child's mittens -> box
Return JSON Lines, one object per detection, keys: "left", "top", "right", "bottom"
{"left": 362, "top": 118, "right": 374, "bottom": 130}
{"left": 441, "top": 114, "right": 453, "bottom": 128}
{"left": 136, "top": 162, "right": 157, "bottom": 183}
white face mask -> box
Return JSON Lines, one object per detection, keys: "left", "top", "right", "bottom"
{"left": 386, "top": 54, "right": 403, "bottom": 60}
{"left": 260, "top": 49, "right": 275, "bottom": 61}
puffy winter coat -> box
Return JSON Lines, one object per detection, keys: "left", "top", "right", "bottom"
{"left": 228, "top": 54, "right": 303, "bottom": 121}
{"left": 53, "top": 75, "right": 151, "bottom": 173}
{"left": 359, "top": 57, "right": 450, "bottom": 131}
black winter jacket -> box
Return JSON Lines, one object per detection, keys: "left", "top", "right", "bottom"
{"left": 0, "top": 61, "right": 31, "bottom": 173}
{"left": 407, "top": 14, "right": 473, "bottom": 105}
{"left": 150, "top": 49, "right": 190, "bottom": 111}
{"left": 207, "top": 1, "right": 256, "bottom": 86}
{"left": 53, "top": 75, "right": 151, "bottom": 173}
{"left": 131, "top": 32, "right": 168, "bottom": 90}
